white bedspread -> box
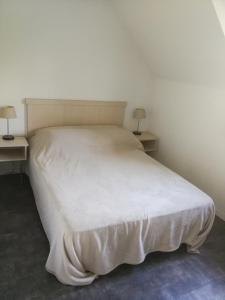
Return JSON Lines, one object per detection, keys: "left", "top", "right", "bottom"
{"left": 29, "top": 126, "right": 215, "bottom": 286}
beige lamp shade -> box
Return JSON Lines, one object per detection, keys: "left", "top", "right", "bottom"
{"left": 133, "top": 108, "right": 146, "bottom": 120}
{"left": 0, "top": 106, "right": 17, "bottom": 119}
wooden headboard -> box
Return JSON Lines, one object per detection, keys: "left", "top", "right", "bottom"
{"left": 25, "top": 99, "right": 127, "bottom": 136}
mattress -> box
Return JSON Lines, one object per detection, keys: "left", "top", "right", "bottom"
{"left": 29, "top": 125, "right": 215, "bottom": 286}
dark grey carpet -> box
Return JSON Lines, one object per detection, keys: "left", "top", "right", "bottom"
{"left": 0, "top": 174, "right": 225, "bottom": 300}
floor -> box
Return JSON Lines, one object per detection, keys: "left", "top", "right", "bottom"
{"left": 0, "top": 175, "right": 225, "bottom": 300}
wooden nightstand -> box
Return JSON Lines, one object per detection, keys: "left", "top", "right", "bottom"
{"left": 135, "top": 131, "right": 158, "bottom": 154}
{"left": 0, "top": 137, "right": 28, "bottom": 173}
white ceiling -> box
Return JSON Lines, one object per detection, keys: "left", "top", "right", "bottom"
{"left": 113, "top": 0, "right": 225, "bottom": 87}
{"left": 212, "top": 0, "right": 225, "bottom": 35}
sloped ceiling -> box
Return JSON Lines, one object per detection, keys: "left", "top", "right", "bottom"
{"left": 212, "top": 0, "right": 225, "bottom": 34}
{"left": 113, "top": 0, "right": 225, "bottom": 87}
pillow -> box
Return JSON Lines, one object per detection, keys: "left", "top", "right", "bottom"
{"left": 30, "top": 125, "right": 144, "bottom": 165}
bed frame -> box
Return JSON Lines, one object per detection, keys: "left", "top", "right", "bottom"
{"left": 25, "top": 99, "right": 127, "bottom": 136}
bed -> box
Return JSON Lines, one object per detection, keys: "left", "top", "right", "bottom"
{"left": 26, "top": 99, "right": 215, "bottom": 286}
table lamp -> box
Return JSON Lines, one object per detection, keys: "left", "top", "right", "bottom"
{"left": 0, "top": 106, "right": 17, "bottom": 140}
{"left": 133, "top": 108, "right": 146, "bottom": 135}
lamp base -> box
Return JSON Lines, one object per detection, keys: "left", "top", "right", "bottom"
{"left": 2, "top": 135, "right": 15, "bottom": 141}
{"left": 133, "top": 131, "right": 142, "bottom": 136}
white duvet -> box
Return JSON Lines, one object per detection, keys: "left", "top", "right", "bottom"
{"left": 29, "top": 126, "right": 215, "bottom": 286}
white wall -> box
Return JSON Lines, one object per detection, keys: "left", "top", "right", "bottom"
{"left": 113, "top": 0, "right": 225, "bottom": 220}
{"left": 2, "top": 0, "right": 224, "bottom": 222}
{"left": 150, "top": 78, "right": 225, "bottom": 220}
{"left": 113, "top": 0, "right": 225, "bottom": 87}
{"left": 212, "top": 0, "right": 225, "bottom": 35}
{"left": 0, "top": 0, "right": 153, "bottom": 136}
